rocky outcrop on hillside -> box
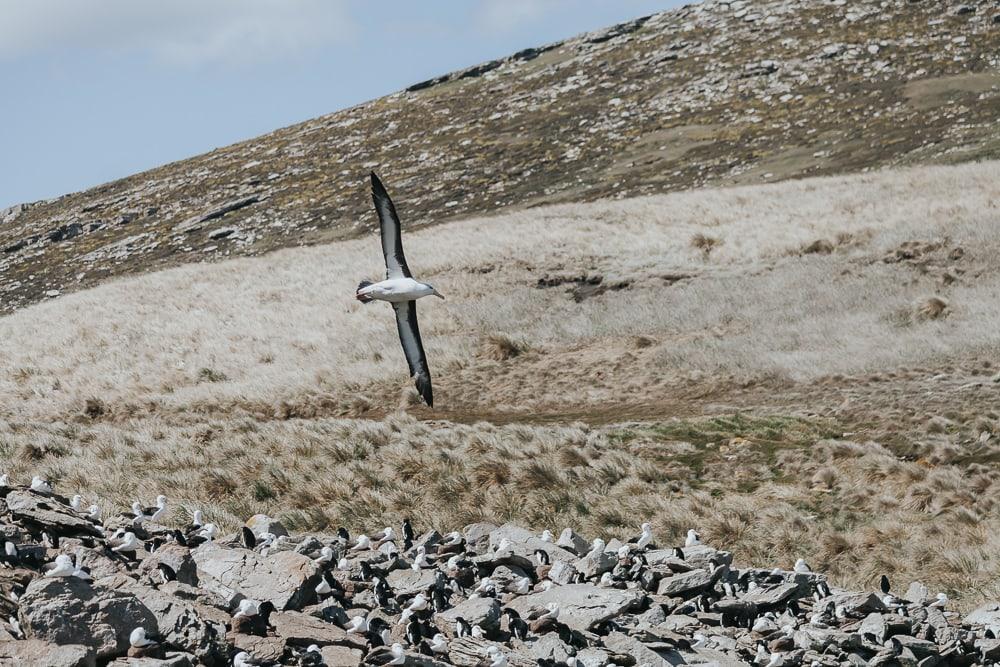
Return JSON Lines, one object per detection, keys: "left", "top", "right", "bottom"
{"left": 1, "top": 0, "right": 999, "bottom": 312}
{"left": 1, "top": 482, "right": 998, "bottom": 666}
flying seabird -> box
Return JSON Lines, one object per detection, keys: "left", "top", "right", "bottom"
{"left": 356, "top": 173, "right": 444, "bottom": 407}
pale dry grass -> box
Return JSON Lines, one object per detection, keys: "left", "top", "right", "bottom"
{"left": 0, "top": 161, "right": 999, "bottom": 420}
{"left": 3, "top": 162, "right": 1000, "bottom": 603}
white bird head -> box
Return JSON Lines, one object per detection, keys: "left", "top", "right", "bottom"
{"left": 641, "top": 522, "right": 652, "bottom": 533}
{"left": 155, "top": 495, "right": 167, "bottom": 507}
{"left": 199, "top": 523, "right": 218, "bottom": 539}
{"left": 0, "top": 474, "right": 8, "bottom": 486}
{"left": 192, "top": 510, "right": 204, "bottom": 526}
{"left": 70, "top": 494, "right": 83, "bottom": 509}
{"left": 131, "top": 501, "right": 144, "bottom": 514}
{"left": 617, "top": 545, "right": 630, "bottom": 560}
{"left": 337, "top": 557, "right": 350, "bottom": 570}
{"left": 540, "top": 529, "right": 554, "bottom": 542}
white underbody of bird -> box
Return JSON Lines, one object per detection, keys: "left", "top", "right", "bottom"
{"left": 357, "top": 277, "right": 441, "bottom": 303}
{"left": 355, "top": 173, "right": 443, "bottom": 407}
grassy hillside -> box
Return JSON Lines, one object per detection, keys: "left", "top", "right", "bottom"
{"left": 2, "top": 0, "right": 999, "bottom": 312}
{"left": 3, "top": 162, "right": 1000, "bottom": 605}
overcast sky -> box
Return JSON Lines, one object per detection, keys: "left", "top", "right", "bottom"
{"left": 0, "top": 1, "right": 680, "bottom": 209}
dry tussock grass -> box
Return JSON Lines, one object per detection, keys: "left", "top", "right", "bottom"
{"left": 0, "top": 162, "right": 999, "bottom": 421}
{"left": 1, "top": 163, "right": 1000, "bottom": 603}
{"left": 0, "top": 409, "right": 998, "bottom": 606}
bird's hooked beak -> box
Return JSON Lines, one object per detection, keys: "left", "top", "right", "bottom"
{"left": 432, "top": 289, "right": 445, "bottom": 300}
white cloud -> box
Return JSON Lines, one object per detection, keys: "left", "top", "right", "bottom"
{"left": 0, "top": 0, "right": 354, "bottom": 66}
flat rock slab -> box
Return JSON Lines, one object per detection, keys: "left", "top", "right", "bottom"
{"left": 819, "top": 591, "right": 886, "bottom": 616}
{"left": 138, "top": 543, "right": 198, "bottom": 586}
{"left": 192, "top": 542, "right": 320, "bottom": 610}
{"left": 18, "top": 577, "right": 156, "bottom": 659}
{"left": 509, "top": 584, "right": 643, "bottom": 632}
{"left": 445, "top": 636, "right": 536, "bottom": 667}
{"left": 4, "top": 490, "right": 101, "bottom": 536}
{"left": 965, "top": 602, "right": 1000, "bottom": 626}
{"left": 387, "top": 567, "right": 439, "bottom": 596}
{"left": 436, "top": 596, "right": 502, "bottom": 635}
{"left": 657, "top": 568, "right": 713, "bottom": 597}
{"left": 604, "top": 631, "right": 681, "bottom": 666}
{"left": 647, "top": 545, "right": 732, "bottom": 570}
{"left": 742, "top": 582, "right": 800, "bottom": 607}
{"left": 683, "top": 646, "right": 752, "bottom": 666}
{"left": 489, "top": 523, "right": 578, "bottom": 564}
{"left": 108, "top": 654, "right": 195, "bottom": 667}
{"left": 271, "top": 610, "right": 367, "bottom": 648}
{"left": 322, "top": 645, "right": 363, "bottom": 667}
{"left": 0, "top": 639, "right": 95, "bottom": 667}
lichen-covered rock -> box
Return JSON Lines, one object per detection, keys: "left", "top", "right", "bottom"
{"left": 509, "top": 584, "right": 643, "bottom": 632}
{"left": 5, "top": 490, "right": 102, "bottom": 536}
{"left": 126, "top": 583, "right": 227, "bottom": 663}
{"left": 138, "top": 543, "right": 198, "bottom": 586}
{"left": 0, "top": 639, "right": 95, "bottom": 667}
{"left": 191, "top": 541, "right": 320, "bottom": 610}
{"left": 436, "top": 596, "right": 502, "bottom": 635}
{"left": 18, "top": 577, "right": 156, "bottom": 658}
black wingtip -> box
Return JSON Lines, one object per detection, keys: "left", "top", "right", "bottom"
{"left": 370, "top": 171, "right": 386, "bottom": 193}
{"left": 415, "top": 375, "right": 433, "bottom": 408}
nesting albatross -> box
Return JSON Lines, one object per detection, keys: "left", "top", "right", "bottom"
{"left": 356, "top": 172, "right": 444, "bottom": 407}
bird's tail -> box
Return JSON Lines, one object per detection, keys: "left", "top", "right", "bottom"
{"left": 356, "top": 280, "right": 374, "bottom": 303}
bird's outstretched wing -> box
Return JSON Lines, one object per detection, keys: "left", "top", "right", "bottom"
{"left": 371, "top": 172, "right": 412, "bottom": 279}
{"left": 392, "top": 301, "right": 433, "bottom": 407}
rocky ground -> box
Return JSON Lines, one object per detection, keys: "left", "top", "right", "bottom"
{"left": 2, "top": 0, "right": 999, "bottom": 312}
{"left": 4, "top": 482, "right": 1000, "bottom": 666}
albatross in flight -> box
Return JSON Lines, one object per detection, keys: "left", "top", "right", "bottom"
{"left": 356, "top": 172, "right": 444, "bottom": 407}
